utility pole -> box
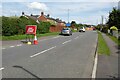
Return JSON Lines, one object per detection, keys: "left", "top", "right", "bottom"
{"left": 68, "top": 9, "right": 70, "bottom": 23}
{"left": 100, "top": 15, "right": 104, "bottom": 31}
{"left": 118, "top": 1, "right": 120, "bottom": 10}
{"left": 101, "top": 15, "right": 104, "bottom": 25}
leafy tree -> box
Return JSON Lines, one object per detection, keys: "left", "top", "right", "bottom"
{"left": 37, "top": 22, "right": 51, "bottom": 34}
{"left": 107, "top": 7, "right": 120, "bottom": 29}
{"left": 71, "top": 21, "right": 76, "bottom": 25}
{"left": 71, "top": 21, "right": 77, "bottom": 28}
{"left": 17, "top": 16, "right": 37, "bottom": 34}
{"left": 2, "top": 16, "right": 51, "bottom": 36}
{"left": 2, "top": 16, "right": 18, "bottom": 36}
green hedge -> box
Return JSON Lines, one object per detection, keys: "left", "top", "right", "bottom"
{"left": 2, "top": 16, "right": 18, "bottom": 36}
{"left": 2, "top": 16, "right": 51, "bottom": 36}
{"left": 37, "top": 22, "right": 51, "bottom": 34}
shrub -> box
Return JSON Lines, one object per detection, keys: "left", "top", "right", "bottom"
{"left": 2, "top": 16, "right": 51, "bottom": 36}
{"left": 37, "top": 22, "right": 51, "bottom": 34}
{"left": 2, "top": 16, "right": 18, "bottom": 36}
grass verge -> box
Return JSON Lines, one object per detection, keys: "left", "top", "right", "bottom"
{"left": 106, "top": 34, "right": 120, "bottom": 46}
{"left": 1, "top": 32, "right": 60, "bottom": 41}
{"left": 97, "top": 31, "right": 110, "bottom": 55}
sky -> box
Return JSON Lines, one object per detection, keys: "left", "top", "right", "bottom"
{"left": 1, "top": 0, "right": 120, "bottom": 25}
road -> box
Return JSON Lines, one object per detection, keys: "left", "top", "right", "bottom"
{"left": 2, "top": 31, "right": 98, "bottom": 78}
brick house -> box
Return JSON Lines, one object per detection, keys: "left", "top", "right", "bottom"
{"left": 38, "top": 12, "right": 65, "bottom": 32}
{"left": 38, "top": 12, "right": 47, "bottom": 22}
{"left": 23, "top": 12, "right": 66, "bottom": 32}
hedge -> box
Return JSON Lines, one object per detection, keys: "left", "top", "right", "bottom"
{"left": 2, "top": 16, "right": 51, "bottom": 36}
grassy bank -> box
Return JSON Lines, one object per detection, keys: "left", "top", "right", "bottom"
{"left": 97, "top": 31, "right": 110, "bottom": 55}
{"left": 106, "top": 34, "right": 120, "bottom": 46}
{"left": 1, "top": 32, "right": 59, "bottom": 41}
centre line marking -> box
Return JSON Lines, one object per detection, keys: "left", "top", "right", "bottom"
{"left": 62, "top": 40, "right": 72, "bottom": 44}
{"left": 0, "top": 67, "right": 4, "bottom": 71}
{"left": 30, "top": 46, "right": 56, "bottom": 58}
{"left": 10, "top": 46, "right": 15, "bottom": 48}
{"left": 74, "top": 36, "right": 79, "bottom": 39}
{"left": 2, "top": 48, "right": 6, "bottom": 50}
{"left": 52, "top": 36, "right": 60, "bottom": 39}
{"left": 16, "top": 44, "right": 22, "bottom": 46}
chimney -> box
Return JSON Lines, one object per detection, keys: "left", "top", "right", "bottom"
{"left": 47, "top": 14, "right": 50, "bottom": 17}
{"left": 41, "top": 12, "right": 44, "bottom": 16}
{"left": 22, "top": 12, "right": 25, "bottom": 16}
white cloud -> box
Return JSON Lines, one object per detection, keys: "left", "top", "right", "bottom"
{"left": 2, "top": 1, "right": 118, "bottom": 25}
{"left": 2, "top": 0, "right": 28, "bottom": 2}
{"left": 27, "top": 2, "right": 48, "bottom": 11}
{"left": 2, "top": 0, "right": 120, "bottom": 2}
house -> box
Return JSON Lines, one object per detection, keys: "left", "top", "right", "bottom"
{"left": 22, "top": 12, "right": 66, "bottom": 32}
{"left": 38, "top": 12, "right": 47, "bottom": 22}
{"left": 37, "top": 12, "right": 66, "bottom": 32}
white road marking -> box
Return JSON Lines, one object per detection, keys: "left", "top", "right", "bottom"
{"left": 0, "top": 67, "right": 4, "bottom": 71}
{"left": 74, "top": 36, "right": 79, "bottom": 39}
{"left": 92, "top": 53, "right": 98, "bottom": 78}
{"left": 2, "top": 44, "right": 22, "bottom": 50}
{"left": 2, "top": 48, "right": 6, "bottom": 49}
{"left": 39, "top": 36, "right": 60, "bottom": 42}
{"left": 10, "top": 46, "right": 15, "bottom": 48}
{"left": 62, "top": 40, "right": 72, "bottom": 44}
{"left": 16, "top": 44, "right": 22, "bottom": 46}
{"left": 52, "top": 36, "right": 60, "bottom": 39}
{"left": 30, "top": 46, "right": 56, "bottom": 58}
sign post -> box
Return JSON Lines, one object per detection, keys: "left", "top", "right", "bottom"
{"left": 26, "top": 25, "right": 38, "bottom": 45}
{"left": 66, "top": 22, "right": 71, "bottom": 27}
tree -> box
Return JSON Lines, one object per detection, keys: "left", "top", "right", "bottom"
{"left": 71, "top": 21, "right": 76, "bottom": 25}
{"left": 2, "top": 16, "right": 18, "bottom": 36}
{"left": 107, "top": 7, "right": 120, "bottom": 29}
{"left": 17, "top": 16, "right": 37, "bottom": 34}
{"left": 71, "top": 21, "right": 76, "bottom": 28}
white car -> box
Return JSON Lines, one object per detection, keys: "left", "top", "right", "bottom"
{"left": 79, "top": 27, "right": 85, "bottom": 32}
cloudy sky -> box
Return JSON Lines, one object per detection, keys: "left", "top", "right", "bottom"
{"left": 1, "top": 0, "right": 120, "bottom": 25}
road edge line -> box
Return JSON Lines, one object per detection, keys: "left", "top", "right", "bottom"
{"left": 92, "top": 52, "right": 98, "bottom": 78}
{"left": 62, "top": 40, "right": 72, "bottom": 44}
{"left": 91, "top": 31, "right": 98, "bottom": 79}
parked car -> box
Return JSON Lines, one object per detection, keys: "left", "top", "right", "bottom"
{"left": 60, "top": 28, "right": 72, "bottom": 36}
{"left": 79, "top": 27, "right": 85, "bottom": 32}
{"left": 93, "top": 27, "right": 96, "bottom": 30}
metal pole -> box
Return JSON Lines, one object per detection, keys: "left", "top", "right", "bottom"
{"left": 118, "top": 1, "right": 120, "bottom": 10}
{"left": 68, "top": 9, "right": 69, "bottom": 23}
{"left": 101, "top": 15, "right": 104, "bottom": 25}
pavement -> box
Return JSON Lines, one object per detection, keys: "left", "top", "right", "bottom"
{"left": 1, "top": 31, "right": 98, "bottom": 78}
{"left": 96, "top": 33, "right": 119, "bottom": 79}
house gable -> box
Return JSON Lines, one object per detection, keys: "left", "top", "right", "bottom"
{"left": 38, "top": 12, "right": 47, "bottom": 21}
